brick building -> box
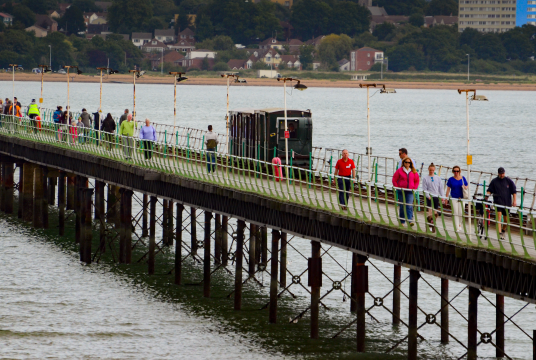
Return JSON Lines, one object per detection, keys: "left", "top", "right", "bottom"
{"left": 350, "top": 47, "right": 384, "bottom": 71}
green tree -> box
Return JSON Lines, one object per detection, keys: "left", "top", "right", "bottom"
{"left": 12, "top": 5, "right": 36, "bottom": 28}
{"left": 387, "top": 43, "right": 425, "bottom": 71}
{"left": 291, "top": 0, "right": 332, "bottom": 39}
{"left": 213, "top": 61, "right": 229, "bottom": 71}
{"left": 153, "top": 0, "right": 178, "bottom": 17}
{"left": 58, "top": 5, "right": 86, "bottom": 35}
{"left": 425, "top": 0, "right": 458, "bottom": 16}
{"left": 22, "top": 0, "right": 58, "bottom": 14}
{"left": 329, "top": 1, "right": 370, "bottom": 37}
{"left": 201, "top": 55, "right": 210, "bottom": 70}
{"left": 143, "top": 17, "right": 167, "bottom": 33}
{"left": 253, "top": 0, "right": 282, "bottom": 40}
{"left": 298, "top": 44, "right": 315, "bottom": 69}
{"left": 252, "top": 60, "right": 270, "bottom": 70}
{"left": 175, "top": 12, "right": 191, "bottom": 33}
{"left": 72, "top": 0, "right": 99, "bottom": 12}
{"left": 213, "top": 35, "right": 234, "bottom": 50}
{"left": 374, "top": 0, "right": 426, "bottom": 16}
{"left": 409, "top": 13, "right": 424, "bottom": 27}
{"left": 372, "top": 23, "right": 395, "bottom": 41}
{"left": 108, "top": 0, "right": 153, "bottom": 33}
{"left": 317, "top": 34, "right": 352, "bottom": 66}
{"left": 501, "top": 28, "right": 534, "bottom": 61}
{"left": 195, "top": 13, "right": 214, "bottom": 41}
{"left": 475, "top": 33, "right": 507, "bottom": 62}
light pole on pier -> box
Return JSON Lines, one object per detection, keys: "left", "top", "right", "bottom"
{"left": 63, "top": 66, "right": 82, "bottom": 117}
{"left": 466, "top": 54, "right": 470, "bottom": 82}
{"left": 128, "top": 69, "right": 145, "bottom": 123}
{"left": 220, "top": 72, "right": 239, "bottom": 156}
{"left": 48, "top": 45, "right": 52, "bottom": 69}
{"left": 38, "top": 65, "right": 52, "bottom": 110}
{"left": 97, "top": 67, "right": 119, "bottom": 113}
{"left": 169, "top": 71, "right": 188, "bottom": 128}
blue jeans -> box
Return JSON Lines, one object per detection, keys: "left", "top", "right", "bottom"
{"left": 397, "top": 190, "right": 414, "bottom": 223}
{"left": 207, "top": 149, "right": 216, "bottom": 172}
{"left": 337, "top": 176, "right": 351, "bottom": 206}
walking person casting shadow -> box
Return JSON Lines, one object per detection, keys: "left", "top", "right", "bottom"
{"left": 446, "top": 165, "right": 469, "bottom": 233}
{"left": 332, "top": 149, "right": 356, "bottom": 210}
{"left": 392, "top": 157, "right": 420, "bottom": 226}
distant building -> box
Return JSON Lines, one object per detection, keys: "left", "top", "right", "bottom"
{"left": 286, "top": 39, "right": 303, "bottom": 53}
{"left": 280, "top": 55, "right": 301, "bottom": 69}
{"left": 227, "top": 59, "right": 246, "bottom": 70}
{"left": 88, "top": 24, "right": 109, "bottom": 34}
{"left": 151, "top": 51, "right": 184, "bottom": 69}
{"left": 35, "top": 14, "right": 58, "bottom": 33}
{"left": 169, "top": 39, "right": 195, "bottom": 52}
{"left": 338, "top": 59, "right": 350, "bottom": 72}
{"left": 458, "top": 0, "right": 516, "bottom": 32}
{"left": 57, "top": 3, "right": 71, "bottom": 15}
{"left": 178, "top": 28, "right": 196, "bottom": 42}
{"left": 370, "top": 15, "right": 409, "bottom": 31}
{"left": 304, "top": 35, "right": 326, "bottom": 48}
{"left": 351, "top": 74, "right": 370, "bottom": 81}
{"left": 155, "top": 29, "right": 176, "bottom": 44}
{"left": 259, "top": 37, "right": 284, "bottom": 50}
{"left": 0, "top": 12, "right": 13, "bottom": 26}
{"left": 187, "top": 49, "right": 217, "bottom": 59}
{"left": 350, "top": 47, "right": 384, "bottom": 71}
{"left": 132, "top": 32, "right": 152, "bottom": 48}
{"left": 141, "top": 39, "right": 168, "bottom": 52}
{"left": 516, "top": 0, "right": 536, "bottom": 26}
{"left": 26, "top": 25, "right": 48, "bottom": 38}
{"left": 94, "top": 1, "right": 112, "bottom": 12}
{"left": 424, "top": 16, "right": 458, "bottom": 28}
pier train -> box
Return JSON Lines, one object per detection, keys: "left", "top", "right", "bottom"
{"left": 228, "top": 108, "right": 312, "bottom": 167}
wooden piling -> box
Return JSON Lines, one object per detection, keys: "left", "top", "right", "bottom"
{"left": 58, "top": 172, "right": 65, "bottom": 236}
{"left": 496, "top": 294, "right": 505, "bottom": 357}
{"left": 106, "top": 184, "right": 114, "bottom": 224}
{"left": 441, "top": 278, "right": 449, "bottom": 344}
{"left": 408, "top": 269, "right": 420, "bottom": 360}
{"left": 148, "top": 196, "right": 157, "bottom": 275}
{"left": 66, "top": 175, "right": 75, "bottom": 210}
{"left": 0, "top": 162, "right": 5, "bottom": 212}
{"left": 214, "top": 214, "right": 221, "bottom": 264}
{"left": 41, "top": 167, "right": 48, "bottom": 229}
{"left": 175, "top": 203, "right": 184, "bottom": 285}
{"left": 269, "top": 229, "right": 280, "bottom": 324}
{"left": 168, "top": 200, "right": 174, "bottom": 246}
{"left": 468, "top": 287, "right": 480, "bottom": 360}
{"left": 17, "top": 163, "right": 23, "bottom": 219}
{"left": 33, "top": 166, "right": 44, "bottom": 228}
{"left": 249, "top": 224, "right": 256, "bottom": 276}
{"left": 222, "top": 215, "right": 228, "bottom": 265}
{"left": 280, "top": 232, "right": 287, "bottom": 288}
{"left": 80, "top": 188, "right": 94, "bottom": 264}
{"left": 393, "top": 265, "right": 401, "bottom": 325}
{"left": 351, "top": 254, "right": 357, "bottom": 313}
{"left": 47, "top": 177, "right": 56, "bottom": 206}
{"left": 4, "top": 162, "right": 14, "bottom": 214}
{"left": 310, "top": 240, "right": 322, "bottom": 339}
{"left": 162, "top": 199, "right": 168, "bottom": 246}
{"left": 142, "top": 194, "right": 148, "bottom": 237}
{"left": 234, "top": 220, "right": 245, "bottom": 310}
{"left": 75, "top": 176, "right": 88, "bottom": 244}
{"left": 95, "top": 181, "right": 105, "bottom": 253}
{"left": 191, "top": 207, "right": 197, "bottom": 256}
{"left": 120, "top": 189, "right": 133, "bottom": 264}
{"left": 355, "top": 254, "right": 367, "bottom": 351}
{"left": 204, "top": 211, "right": 212, "bottom": 298}
{"left": 22, "top": 163, "right": 34, "bottom": 222}
{"left": 261, "top": 226, "right": 268, "bottom": 268}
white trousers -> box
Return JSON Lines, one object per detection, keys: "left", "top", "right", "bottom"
{"left": 452, "top": 199, "right": 464, "bottom": 231}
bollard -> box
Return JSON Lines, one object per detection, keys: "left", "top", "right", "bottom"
{"left": 441, "top": 278, "right": 449, "bottom": 343}
{"left": 148, "top": 196, "right": 157, "bottom": 275}
{"left": 280, "top": 232, "right": 287, "bottom": 288}
{"left": 204, "top": 211, "right": 212, "bottom": 297}
{"left": 175, "top": 203, "right": 184, "bottom": 285}
{"left": 269, "top": 229, "right": 280, "bottom": 324}
{"left": 234, "top": 220, "right": 245, "bottom": 310}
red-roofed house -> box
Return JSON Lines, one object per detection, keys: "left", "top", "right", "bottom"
{"left": 151, "top": 51, "right": 185, "bottom": 69}
{"left": 169, "top": 39, "right": 195, "bottom": 52}
{"left": 424, "top": 16, "right": 458, "bottom": 28}
{"left": 350, "top": 47, "right": 384, "bottom": 71}
{"left": 227, "top": 59, "right": 246, "bottom": 70}
{"left": 142, "top": 39, "right": 168, "bottom": 52}
{"left": 279, "top": 55, "right": 301, "bottom": 70}
{"left": 0, "top": 12, "right": 13, "bottom": 26}
{"left": 259, "top": 37, "right": 284, "bottom": 50}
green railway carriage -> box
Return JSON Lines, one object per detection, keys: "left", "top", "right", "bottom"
{"left": 228, "top": 108, "right": 313, "bottom": 166}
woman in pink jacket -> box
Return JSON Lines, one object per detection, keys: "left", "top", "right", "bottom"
{"left": 392, "top": 157, "right": 420, "bottom": 226}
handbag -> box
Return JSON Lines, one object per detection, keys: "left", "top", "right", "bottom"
{"left": 462, "top": 176, "right": 469, "bottom": 199}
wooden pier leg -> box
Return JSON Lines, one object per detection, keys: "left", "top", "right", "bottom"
{"left": 66, "top": 175, "right": 75, "bottom": 210}
{"left": 17, "top": 163, "right": 23, "bottom": 219}
{"left": 94, "top": 181, "right": 102, "bottom": 221}
{"left": 355, "top": 254, "right": 368, "bottom": 352}
{"left": 175, "top": 203, "right": 184, "bottom": 285}
{"left": 162, "top": 199, "right": 168, "bottom": 246}
{"left": 214, "top": 214, "right": 221, "bottom": 264}
{"left": 94, "top": 181, "right": 105, "bottom": 253}
{"left": 58, "top": 172, "right": 65, "bottom": 236}
{"left": 75, "top": 176, "right": 88, "bottom": 244}
{"left": 280, "top": 232, "right": 287, "bottom": 288}
{"left": 234, "top": 220, "right": 245, "bottom": 310}
{"left": 168, "top": 201, "right": 174, "bottom": 246}
{"left": 249, "top": 224, "right": 256, "bottom": 276}
{"left": 0, "top": 162, "right": 5, "bottom": 212}
{"left": 191, "top": 207, "right": 197, "bottom": 256}
{"left": 80, "top": 188, "right": 94, "bottom": 264}
{"left": 148, "top": 196, "right": 157, "bottom": 275}
{"left": 204, "top": 211, "right": 212, "bottom": 298}
{"left": 42, "top": 168, "right": 49, "bottom": 229}
{"left": 408, "top": 269, "right": 420, "bottom": 360}
{"left": 351, "top": 254, "right": 357, "bottom": 313}
{"left": 120, "top": 189, "right": 133, "bottom": 264}
{"left": 496, "top": 294, "right": 505, "bottom": 357}
{"left": 255, "top": 225, "right": 261, "bottom": 266}
{"left": 22, "top": 163, "right": 34, "bottom": 222}
{"left": 47, "top": 177, "right": 56, "bottom": 206}
{"left": 142, "top": 194, "right": 148, "bottom": 237}
{"left": 112, "top": 185, "right": 120, "bottom": 229}
{"left": 441, "top": 278, "right": 449, "bottom": 344}
{"left": 261, "top": 226, "right": 268, "bottom": 269}
{"left": 106, "top": 184, "right": 114, "bottom": 224}
{"left": 221, "top": 215, "right": 228, "bottom": 265}
{"left": 468, "top": 287, "right": 480, "bottom": 360}
{"left": 310, "top": 240, "right": 322, "bottom": 339}
{"left": 269, "top": 229, "right": 280, "bottom": 324}
{"left": 4, "top": 162, "right": 14, "bottom": 214}
{"left": 393, "top": 265, "right": 401, "bottom": 325}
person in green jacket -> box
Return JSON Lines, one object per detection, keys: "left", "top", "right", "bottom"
{"left": 27, "top": 99, "right": 40, "bottom": 134}
{"left": 119, "top": 113, "right": 137, "bottom": 159}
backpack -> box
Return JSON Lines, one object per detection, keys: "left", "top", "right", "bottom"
{"left": 207, "top": 139, "right": 217, "bottom": 149}
{"left": 53, "top": 110, "right": 61, "bottom": 123}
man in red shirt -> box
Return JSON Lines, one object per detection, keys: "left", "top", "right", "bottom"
{"left": 333, "top": 149, "right": 356, "bottom": 209}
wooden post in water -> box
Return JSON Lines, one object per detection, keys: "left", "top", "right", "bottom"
{"left": 75, "top": 176, "right": 88, "bottom": 244}
{"left": 204, "top": 211, "right": 212, "bottom": 298}
{"left": 142, "top": 194, "right": 148, "bottom": 237}
{"left": 168, "top": 201, "right": 174, "bottom": 246}
{"left": 234, "top": 220, "right": 245, "bottom": 310}
{"left": 94, "top": 181, "right": 103, "bottom": 221}
{"left": 191, "top": 207, "right": 197, "bottom": 256}
{"left": 95, "top": 181, "right": 105, "bottom": 253}
{"left": 106, "top": 184, "right": 115, "bottom": 224}
{"left": 468, "top": 287, "right": 480, "bottom": 360}
{"left": 221, "top": 215, "right": 228, "bottom": 265}
{"left": 22, "top": 163, "right": 34, "bottom": 222}
{"left": 496, "top": 294, "right": 505, "bottom": 357}
{"left": 175, "top": 203, "right": 184, "bottom": 285}
{"left": 47, "top": 177, "right": 56, "bottom": 206}
{"left": 66, "top": 175, "right": 75, "bottom": 210}
{"left": 120, "top": 189, "right": 133, "bottom": 264}
{"left": 148, "top": 196, "right": 157, "bottom": 275}
{"left": 17, "top": 163, "right": 23, "bottom": 219}
{"left": 351, "top": 254, "right": 357, "bottom": 313}
{"left": 441, "top": 278, "right": 449, "bottom": 343}
{"left": 280, "top": 232, "right": 287, "bottom": 288}
{"left": 408, "top": 269, "right": 420, "bottom": 360}
{"left": 162, "top": 199, "right": 168, "bottom": 246}
{"left": 393, "top": 265, "right": 401, "bottom": 325}
{"left": 4, "top": 162, "right": 14, "bottom": 214}
{"left": 269, "top": 229, "right": 280, "bottom": 324}
{"left": 310, "top": 240, "right": 322, "bottom": 339}
{"left": 261, "top": 226, "right": 268, "bottom": 269}
{"left": 58, "top": 171, "right": 66, "bottom": 236}
{"left": 80, "top": 188, "right": 94, "bottom": 264}
{"left": 249, "top": 224, "right": 256, "bottom": 276}
{"left": 41, "top": 167, "right": 48, "bottom": 229}
{"left": 355, "top": 254, "right": 368, "bottom": 351}
{"left": 214, "top": 214, "right": 221, "bottom": 264}
{"left": 0, "top": 162, "right": 5, "bottom": 212}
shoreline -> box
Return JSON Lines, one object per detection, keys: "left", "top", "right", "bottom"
{"left": 1, "top": 73, "right": 536, "bottom": 91}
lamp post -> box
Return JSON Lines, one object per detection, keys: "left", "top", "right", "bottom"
{"left": 97, "top": 67, "right": 118, "bottom": 113}
{"left": 466, "top": 54, "right": 470, "bottom": 82}
{"left": 169, "top": 71, "right": 188, "bottom": 128}
{"left": 220, "top": 72, "right": 239, "bottom": 155}
{"left": 63, "top": 65, "right": 82, "bottom": 115}
{"left": 457, "top": 89, "right": 488, "bottom": 235}
{"left": 9, "top": 64, "right": 18, "bottom": 119}
{"left": 128, "top": 69, "right": 145, "bottom": 123}
{"left": 38, "top": 64, "right": 51, "bottom": 109}
{"left": 49, "top": 45, "right": 52, "bottom": 68}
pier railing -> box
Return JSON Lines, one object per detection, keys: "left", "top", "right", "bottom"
{"left": 3, "top": 113, "right": 535, "bottom": 261}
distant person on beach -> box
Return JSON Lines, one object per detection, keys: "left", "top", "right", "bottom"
{"left": 119, "top": 109, "right": 129, "bottom": 126}
{"left": 332, "top": 149, "right": 356, "bottom": 210}
{"left": 205, "top": 125, "right": 218, "bottom": 172}
{"left": 422, "top": 163, "right": 445, "bottom": 232}
{"left": 392, "top": 157, "right": 419, "bottom": 226}
{"left": 445, "top": 165, "right": 468, "bottom": 232}
{"left": 486, "top": 167, "right": 516, "bottom": 240}
{"left": 139, "top": 119, "right": 156, "bottom": 160}
{"left": 101, "top": 113, "right": 116, "bottom": 151}
{"left": 397, "top": 148, "right": 416, "bottom": 169}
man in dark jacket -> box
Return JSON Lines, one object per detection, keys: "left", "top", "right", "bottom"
{"left": 486, "top": 167, "right": 517, "bottom": 239}
{"left": 100, "top": 113, "right": 116, "bottom": 151}
{"left": 93, "top": 111, "right": 101, "bottom": 145}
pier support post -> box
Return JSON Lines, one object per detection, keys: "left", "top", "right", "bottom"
{"left": 280, "top": 232, "right": 287, "bottom": 288}
{"left": 168, "top": 201, "right": 174, "bottom": 246}
{"left": 17, "top": 163, "right": 23, "bottom": 219}
{"left": 175, "top": 203, "right": 184, "bottom": 285}
{"left": 58, "top": 172, "right": 65, "bottom": 236}
{"left": 4, "top": 162, "right": 14, "bottom": 214}
{"left": 468, "top": 287, "right": 480, "bottom": 360}
{"left": 47, "top": 177, "right": 56, "bottom": 206}
{"left": 33, "top": 166, "right": 44, "bottom": 228}
{"left": 191, "top": 207, "right": 197, "bottom": 256}
{"left": 222, "top": 215, "right": 228, "bottom": 265}
{"left": 67, "top": 175, "right": 75, "bottom": 210}
{"left": 162, "top": 199, "right": 168, "bottom": 246}
{"left": 249, "top": 224, "right": 257, "bottom": 276}
{"left": 80, "top": 188, "right": 94, "bottom": 264}
{"left": 234, "top": 220, "right": 245, "bottom": 310}
{"left": 41, "top": 167, "right": 48, "bottom": 229}
{"left": 142, "top": 194, "right": 148, "bottom": 237}
{"left": 22, "top": 163, "right": 34, "bottom": 222}
{"left": 0, "top": 163, "right": 5, "bottom": 212}
{"left": 355, "top": 254, "right": 368, "bottom": 352}
{"left": 204, "top": 211, "right": 212, "bottom": 298}
{"left": 408, "top": 269, "right": 420, "bottom": 360}
{"left": 120, "top": 189, "right": 133, "bottom": 264}
{"left": 95, "top": 181, "right": 105, "bottom": 253}
{"left": 148, "top": 196, "right": 157, "bottom": 275}
{"left": 261, "top": 226, "right": 268, "bottom": 269}
{"left": 393, "top": 264, "right": 401, "bottom": 325}
{"left": 75, "top": 176, "right": 88, "bottom": 244}
{"left": 351, "top": 254, "right": 357, "bottom": 313}
{"left": 441, "top": 278, "right": 449, "bottom": 344}
{"left": 496, "top": 294, "right": 505, "bottom": 358}
{"left": 214, "top": 214, "right": 222, "bottom": 264}
{"left": 269, "top": 229, "right": 280, "bottom": 324}
{"left": 310, "top": 241, "right": 322, "bottom": 339}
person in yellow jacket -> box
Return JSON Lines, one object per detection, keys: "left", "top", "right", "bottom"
{"left": 27, "top": 99, "right": 40, "bottom": 133}
{"left": 119, "top": 113, "right": 137, "bottom": 159}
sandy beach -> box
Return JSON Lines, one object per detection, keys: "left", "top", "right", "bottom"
{"left": 1, "top": 73, "right": 535, "bottom": 91}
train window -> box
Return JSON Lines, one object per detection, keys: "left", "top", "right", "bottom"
{"left": 279, "top": 120, "right": 299, "bottom": 139}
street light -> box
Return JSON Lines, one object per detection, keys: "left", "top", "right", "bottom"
{"left": 48, "top": 45, "right": 52, "bottom": 68}
{"left": 128, "top": 69, "right": 145, "bottom": 123}
{"left": 466, "top": 54, "right": 470, "bottom": 82}
{"left": 221, "top": 72, "right": 239, "bottom": 155}
{"left": 169, "top": 71, "right": 188, "bottom": 128}
{"left": 97, "top": 67, "right": 118, "bottom": 113}
{"left": 457, "top": 89, "right": 488, "bottom": 235}
{"left": 38, "top": 64, "right": 52, "bottom": 108}
{"left": 63, "top": 65, "right": 82, "bottom": 114}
